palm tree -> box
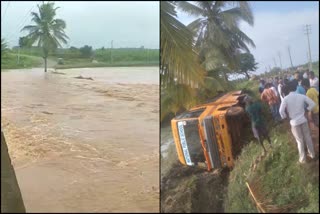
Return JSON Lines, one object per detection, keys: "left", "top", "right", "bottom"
{"left": 161, "top": 1, "right": 205, "bottom": 88}
{"left": 177, "top": 1, "right": 255, "bottom": 73}
{"left": 161, "top": 2, "right": 208, "bottom": 120}
{"left": 21, "top": 2, "right": 68, "bottom": 72}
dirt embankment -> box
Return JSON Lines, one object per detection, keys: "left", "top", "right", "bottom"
{"left": 161, "top": 162, "right": 230, "bottom": 213}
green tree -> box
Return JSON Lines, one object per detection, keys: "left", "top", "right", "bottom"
{"left": 160, "top": 1, "right": 205, "bottom": 88}
{"left": 160, "top": 1, "right": 207, "bottom": 119}
{"left": 18, "top": 36, "right": 32, "bottom": 48}
{"left": 237, "top": 52, "right": 258, "bottom": 79}
{"left": 21, "top": 2, "right": 69, "bottom": 72}
{"left": 1, "top": 38, "right": 9, "bottom": 61}
{"left": 177, "top": 1, "right": 255, "bottom": 77}
{"left": 79, "top": 45, "right": 93, "bottom": 58}
{"left": 1, "top": 39, "right": 9, "bottom": 54}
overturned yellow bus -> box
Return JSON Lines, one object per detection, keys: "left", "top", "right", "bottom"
{"left": 171, "top": 90, "right": 249, "bottom": 171}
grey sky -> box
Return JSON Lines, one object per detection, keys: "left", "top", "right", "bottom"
{"left": 177, "top": 1, "right": 319, "bottom": 75}
{"left": 1, "top": 1, "right": 159, "bottom": 49}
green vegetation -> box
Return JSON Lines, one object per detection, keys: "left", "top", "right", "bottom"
{"left": 300, "top": 61, "right": 319, "bottom": 77}
{"left": 224, "top": 80, "right": 319, "bottom": 213}
{"left": 53, "top": 47, "right": 159, "bottom": 69}
{"left": 1, "top": 46, "right": 159, "bottom": 70}
{"left": 1, "top": 53, "right": 42, "bottom": 70}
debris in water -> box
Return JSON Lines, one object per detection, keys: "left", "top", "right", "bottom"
{"left": 41, "top": 111, "right": 53, "bottom": 115}
{"left": 51, "top": 71, "right": 66, "bottom": 75}
{"left": 74, "top": 75, "right": 94, "bottom": 80}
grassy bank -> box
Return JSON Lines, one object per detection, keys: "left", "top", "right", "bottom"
{"left": 53, "top": 59, "right": 159, "bottom": 69}
{"left": 225, "top": 80, "right": 319, "bottom": 213}
{"left": 1, "top": 53, "right": 42, "bottom": 70}
{"left": 14, "top": 47, "right": 159, "bottom": 69}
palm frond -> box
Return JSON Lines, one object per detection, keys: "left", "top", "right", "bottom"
{"left": 176, "top": 1, "right": 204, "bottom": 17}
{"left": 161, "top": 1, "right": 205, "bottom": 87}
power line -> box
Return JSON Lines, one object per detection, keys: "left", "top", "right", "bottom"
{"left": 287, "top": 46, "right": 293, "bottom": 69}
{"left": 304, "top": 24, "right": 312, "bottom": 71}
{"left": 278, "top": 51, "right": 282, "bottom": 69}
{"left": 1, "top": 1, "right": 10, "bottom": 22}
{"left": 273, "top": 57, "right": 277, "bottom": 68}
{"left": 5, "top": 4, "right": 36, "bottom": 42}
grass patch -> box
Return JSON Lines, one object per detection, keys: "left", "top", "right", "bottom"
{"left": 224, "top": 80, "right": 319, "bottom": 213}
{"left": 1, "top": 53, "right": 42, "bottom": 70}
{"left": 54, "top": 58, "right": 159, "bottom": 69}
{"left": 225, "top": 123, "right": 318, "bottom": 213}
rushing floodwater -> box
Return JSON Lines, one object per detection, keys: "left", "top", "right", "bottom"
{"left": 1, "top": 67, "right": 159, "bottom": 212}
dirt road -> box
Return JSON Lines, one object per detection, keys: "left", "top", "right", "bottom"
{"left": 1, "top": 67, "right": 159, "bottom": 212}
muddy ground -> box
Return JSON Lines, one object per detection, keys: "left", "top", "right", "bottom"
{"left": 161, "top": 161, "right": 229, "bottom": 213}
{"left": 1, "top": 67, "right": 159, "bottom": 212}
{"left": 160, "top": 119, "right": 319, "bottom": 213}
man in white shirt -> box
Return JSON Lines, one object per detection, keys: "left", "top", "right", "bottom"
{"left": 278, "top": 79, "right": 284, "bottom": 102}
{"left": 309, "top": 71, "right": 319, "bottom": 91}
{"left": 279, "top": 82, "right": 316, "bottom": 164}
{"left": 303, "top": 70, "right": 309, "bottom": 79}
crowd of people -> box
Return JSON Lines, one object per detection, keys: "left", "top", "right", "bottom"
{"left": 245, "top": 68, "right": 319, "bottom": 164}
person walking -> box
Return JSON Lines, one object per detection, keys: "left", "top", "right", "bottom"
{"left": 279, "top": 81, "right": 316, "bottom": 164}
{"left": 244, "top": 96, "right": 272, "bottom": 154}
{"left": 261, "top": 83, "right": 281, "bottom": 122}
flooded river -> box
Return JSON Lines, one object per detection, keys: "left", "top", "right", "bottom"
{"left": 1, "top": 67, "right": 159, "bottom": 212}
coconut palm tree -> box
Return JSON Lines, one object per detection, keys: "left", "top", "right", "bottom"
{"left": 161, "top": 2, "right": 211, "bottom": 121}
{"left": 161, "top": 1, "right": 205, "bottom": 88}
{"left": 177, "top": 1, "right": 255, "bottom": 72}
{"left": 21, "top": 2, "right": 68, "bottom": 72}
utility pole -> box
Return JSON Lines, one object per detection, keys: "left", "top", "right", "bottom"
{"left": 304, "top": 24, "right": 312, "bottom": 71}
{"left": 17, "top": 47, "right": 20, "bottom": 64}
{"left": 287, "top": 46, "right": 293, "bottom": 69}
{"left": 273, "top": 57, "right": 277, "bottom": 67}
{"left": 110, "top": 40, "right": 113, "bottom": 64}
{"left": 278, "top": 51, "right": 282, "bottom": 70}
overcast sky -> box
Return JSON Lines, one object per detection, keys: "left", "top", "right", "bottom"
{"left": 177, "top": 1, "right": 319, "bottom": 75}
{"left": 1, "top": 1, "right": 159, "bottom": 49}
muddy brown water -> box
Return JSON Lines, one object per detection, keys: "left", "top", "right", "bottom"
{"left": 1, "top": 67, "right": 159, "bottom": 212}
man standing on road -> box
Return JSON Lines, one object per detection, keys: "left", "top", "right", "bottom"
{"left": 279, "top": 82, "right": 317, "bottom": 164}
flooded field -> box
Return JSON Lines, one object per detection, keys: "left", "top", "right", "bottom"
{"left": 1, "top": 67, "right": 159, "bottom": 212}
